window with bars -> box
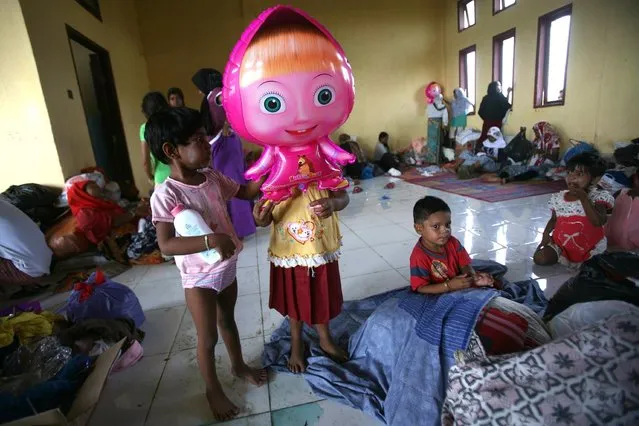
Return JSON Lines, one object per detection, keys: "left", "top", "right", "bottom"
{"left": 458, "top": 0, "right": 476, "bottom": 32}
{"left": 493, "top": 28, "right": 516, "bottom": 105}
{"left": 459, "top": 45, "right": 477, "bottom": 112}
{"left": 534, "top": 4, "right": 572, "bottom": 107}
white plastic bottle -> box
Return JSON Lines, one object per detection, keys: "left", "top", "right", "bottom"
{"left": 171, "top": 204, "right": 221, "bottom": 264}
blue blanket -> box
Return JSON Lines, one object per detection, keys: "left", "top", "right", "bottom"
{"left": 262, "top": 261, "right": 548, "bottom": 425}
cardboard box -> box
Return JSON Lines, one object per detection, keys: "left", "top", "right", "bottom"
{"left": 3, "top": 339, "right": 125, "bottom": 426}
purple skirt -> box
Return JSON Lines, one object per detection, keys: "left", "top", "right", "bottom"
{"left": 210, "top": 133, "right": 256, "bottom": 239}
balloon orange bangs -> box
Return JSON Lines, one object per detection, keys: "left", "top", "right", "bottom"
{"left": 240, "top": 24, "right": 345, "bottom": 87}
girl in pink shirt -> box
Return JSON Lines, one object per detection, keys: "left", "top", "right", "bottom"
{"left": 148, "top": 108, "right": 265, "bottom": 422}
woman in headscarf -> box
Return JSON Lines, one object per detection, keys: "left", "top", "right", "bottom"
{"left": 191, "top": 68, "right": 256, "bottom": 240}
{"left": 477, "top": 81, "right": 511, "bottom": 148}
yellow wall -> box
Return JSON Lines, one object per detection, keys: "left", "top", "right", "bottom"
{"left": 135, "top": 0, "right": 445, "bottom": 155}
{"left": 0, "top": 0, "right": 64, "bottom": 191}
{"left": 442, "top": 0, "right": 639, "bottom": 152}
{"left": 19, "top": 0, "right": 153, "bottom": 193}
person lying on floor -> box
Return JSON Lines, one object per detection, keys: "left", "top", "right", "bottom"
{"left": 449, "top": 142, "right": 500, "bottom": 179}
{"left": 67, "top": 180, "right": 149, "bottom": 263}
{"left": 482, "top": 121, "right": 561, "bottom": 184}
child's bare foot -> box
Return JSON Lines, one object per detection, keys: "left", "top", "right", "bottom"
{"left": 287, "top": 338, "right": 306, "bottom": 373}
{"left": 232, "top": 363, "right": 267, "bottom": 386}
{"left": 319, "top": 339, "right": 349, "bottom": 363}
{"left": 206, "top": 387, "right": 239, "bottom": 421}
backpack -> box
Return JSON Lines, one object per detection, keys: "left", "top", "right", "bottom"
{"left": 503, "top": 127, "right": 532, "bottom": 163}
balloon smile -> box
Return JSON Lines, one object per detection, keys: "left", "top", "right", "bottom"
{"left": 286, "top": 125, "right": 317, "bottom": 136}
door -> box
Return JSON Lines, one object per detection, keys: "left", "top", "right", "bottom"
{"left": 67, "top": 26, "right": 134, "bottom": 185}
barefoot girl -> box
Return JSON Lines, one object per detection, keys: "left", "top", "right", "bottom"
{"left": 147, "top": 108, "right": 266, "bottom": 421}
{"left": 534, "top": 152, "right": 614, "bottom": 267}
{"left": 254, "top": 188, "right": 349, "bottom": 373}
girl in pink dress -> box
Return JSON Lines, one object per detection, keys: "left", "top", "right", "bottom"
{"left": 148, "top": 108, "right": 266, "bottom": 421}
{"left": 534, "top": 152, "right": 614, "bottom": 267}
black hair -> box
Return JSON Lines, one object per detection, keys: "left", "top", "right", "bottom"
{"left": 378, "top": 132, "right": 389, "bottom": 141}
{"left": 413, "top": 196, "right": 451, "bottom": 223}
{"left": 566, "top": 152, "right": 607, "bottom": 178}
{"left": 144, "top": 107, "right": 202, "bottom": 164}
{"left": 487, "top": 81, "right": 501, "bottom": 96}
{"left": 167, "top": 87, "right": 184, "bottom": 102}
{"left": 141, "top": 92, "right": 169, "bottom": 119}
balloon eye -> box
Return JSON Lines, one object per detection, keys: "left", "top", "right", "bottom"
{"left": 314, "top": 86, "right": 335, "bottom": 106}
{"left": 260, "top": 94, "right": 286, "bottom": 114}
{"left": 214, "top": 93, "right": 223, "bottom": 106}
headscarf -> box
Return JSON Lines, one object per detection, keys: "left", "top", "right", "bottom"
{"left": 478, "top": 81, "right": 511, "bottom": 121}
{"left": 532, "top": 121, "right": 560, "bottom": 153}
{"left": 451, "top": 88, "right": 472, "bottom": 117}
{"left": 191, "top": 69, "right": 225, "bottom": 137}
{"left": 483, "top": 127, "right": 507, "bottom": 157}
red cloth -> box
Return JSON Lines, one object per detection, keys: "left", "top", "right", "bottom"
{"left": 475, "top": 307, "right": 529, "bottom": 355}
{"left": 409, "top": 236, "right": 471, "bottom": 291}
{"left": 67, "top": 181, "right": 125, "bottom": 244}
{"left": 269, "top": 261, "right": 343, "bottom": 325}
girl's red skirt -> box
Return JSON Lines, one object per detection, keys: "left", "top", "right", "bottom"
{"left": 269, "top": 261, "right": 343, "bottom": 325}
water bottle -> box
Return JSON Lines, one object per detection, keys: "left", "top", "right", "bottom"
{"left": 171, "top": 204, "right": 221, "bottom": 264}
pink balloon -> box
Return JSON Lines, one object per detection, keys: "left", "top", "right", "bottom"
{"left": 222, "top": 5, "right": 356, "bottom": 202}
{"left": 425, "top": 81, "right": 442, "bottom": 104}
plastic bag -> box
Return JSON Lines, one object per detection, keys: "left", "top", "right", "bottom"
{"left": 562, "top": 140, "right": 597, "bottom": 164}
{"left": 0, "top": 336, "right": 72, "bottom": 395}
{"left": 614, "top": 141, "right": 639, "bottom": 167}
{"left": 1, "top": 183, "right": 64, "bottom": 229}
{"left": 548, "top": 300, "right": 639, "bottom": 338}
{"left": 543, "top": 252, "right": 639, "bottom": 321}
{"left": 66, "top": 270, "right": 145, "bottom": 327}
{"left": 503, "top": 128, "right": 532, "bottom": 163}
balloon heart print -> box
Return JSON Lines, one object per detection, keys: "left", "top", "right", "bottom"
{"left": 222, "top": 5, "right": 356, "bottom": 202}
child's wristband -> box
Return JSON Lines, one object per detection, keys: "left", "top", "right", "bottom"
{"left": 204, "top": 235, "right": 210, "bottom": 251}
{"left": 443, "top": 280, "right": 451, "bottom": 291}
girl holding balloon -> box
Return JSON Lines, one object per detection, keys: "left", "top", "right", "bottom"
{"left": 224, "top": 6, "right": 355, "bottom": 372}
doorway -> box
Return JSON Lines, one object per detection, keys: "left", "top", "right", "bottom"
{"left": 67, "top": 25, "right": 133, "bottom": 185}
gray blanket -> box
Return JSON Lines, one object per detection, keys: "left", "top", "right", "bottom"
{"left": 263, "top": 261, "right": 544, "bottom": 425}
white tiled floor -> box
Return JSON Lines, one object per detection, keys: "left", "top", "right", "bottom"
{"left": 86, "top": 176, "right": 574, "bottom": 426}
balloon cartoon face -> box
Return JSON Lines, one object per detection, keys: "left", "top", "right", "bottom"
{"left": 240, "top": 70, "right": 352, "bottom": 146}
{"left": 425, "top": 82, "right": 442, "bottom": 104}
{"left": 222, "top": 6, "right": 356, "bottom": 202}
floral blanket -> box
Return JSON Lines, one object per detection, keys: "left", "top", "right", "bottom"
{"left": 442, "top": 313, "right": 639, "bottom": 425}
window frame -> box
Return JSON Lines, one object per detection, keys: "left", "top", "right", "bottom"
{"left": 492, "top": 27, "right": 516, "bottom": 106}
{"left": 75, "top": 0, "right": 102, "bottom": 21}
{"left": 458, "top": 0, "right": 476, "bottom": 32}
{"left": 493, "top": 0, "right": 517, "bottom": 15}
{"left": 459, "top": 44, "right": 477, "bottom": 115}
{"left": 534, "top": 3, "right": 572, "bottom": 108}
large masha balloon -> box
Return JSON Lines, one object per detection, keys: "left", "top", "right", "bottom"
{"left": 223, "top": 5, "right": 356, "bottom": 202}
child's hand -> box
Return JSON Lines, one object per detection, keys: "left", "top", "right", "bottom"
{"left": 253, "top": 199, "right": 275, "bottom": 227}
{"left": 474, "top": 272, "right": 494, "bottom": 287}
{"left": 449, "top": 274, "right": 473, "bottom": 290}
{"left": 568, "top": 188, "right": 589, "bottom": 202}
{"left": 210, "top": 234, "right": 236, "bottom": 259}
{"left": 309, "top": 198, "right": 335, "bottom": 219}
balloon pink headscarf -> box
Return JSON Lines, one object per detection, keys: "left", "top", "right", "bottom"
{"left": 425, "top": 81, "right": 442, "bottom": 104}
{"left": 222, "top": 5, "right": 355, "bottom": 142}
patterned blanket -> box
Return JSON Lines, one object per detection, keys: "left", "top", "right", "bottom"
{"left": 442, "top": 314, "right": 639, "bottom": 425}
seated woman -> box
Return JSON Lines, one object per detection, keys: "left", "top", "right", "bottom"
{"left": 67, "top": 180, "right": 149, "bottom": 263}
{"left": 374, "top": 132, "right": 401, "bottom": 172}
{"left": 340, "top": 134, "right": 384, "bottom": 180}
{"left": 483, "top": 121, "right": 561, "bottom": 184}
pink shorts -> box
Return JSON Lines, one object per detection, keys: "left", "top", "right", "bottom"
{"left": 181, "top": 257, "right": 238, "bottom": 293}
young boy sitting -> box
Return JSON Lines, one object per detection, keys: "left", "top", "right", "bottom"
{"left": 410, "top": 196, "right": 494, "bottom": 293}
